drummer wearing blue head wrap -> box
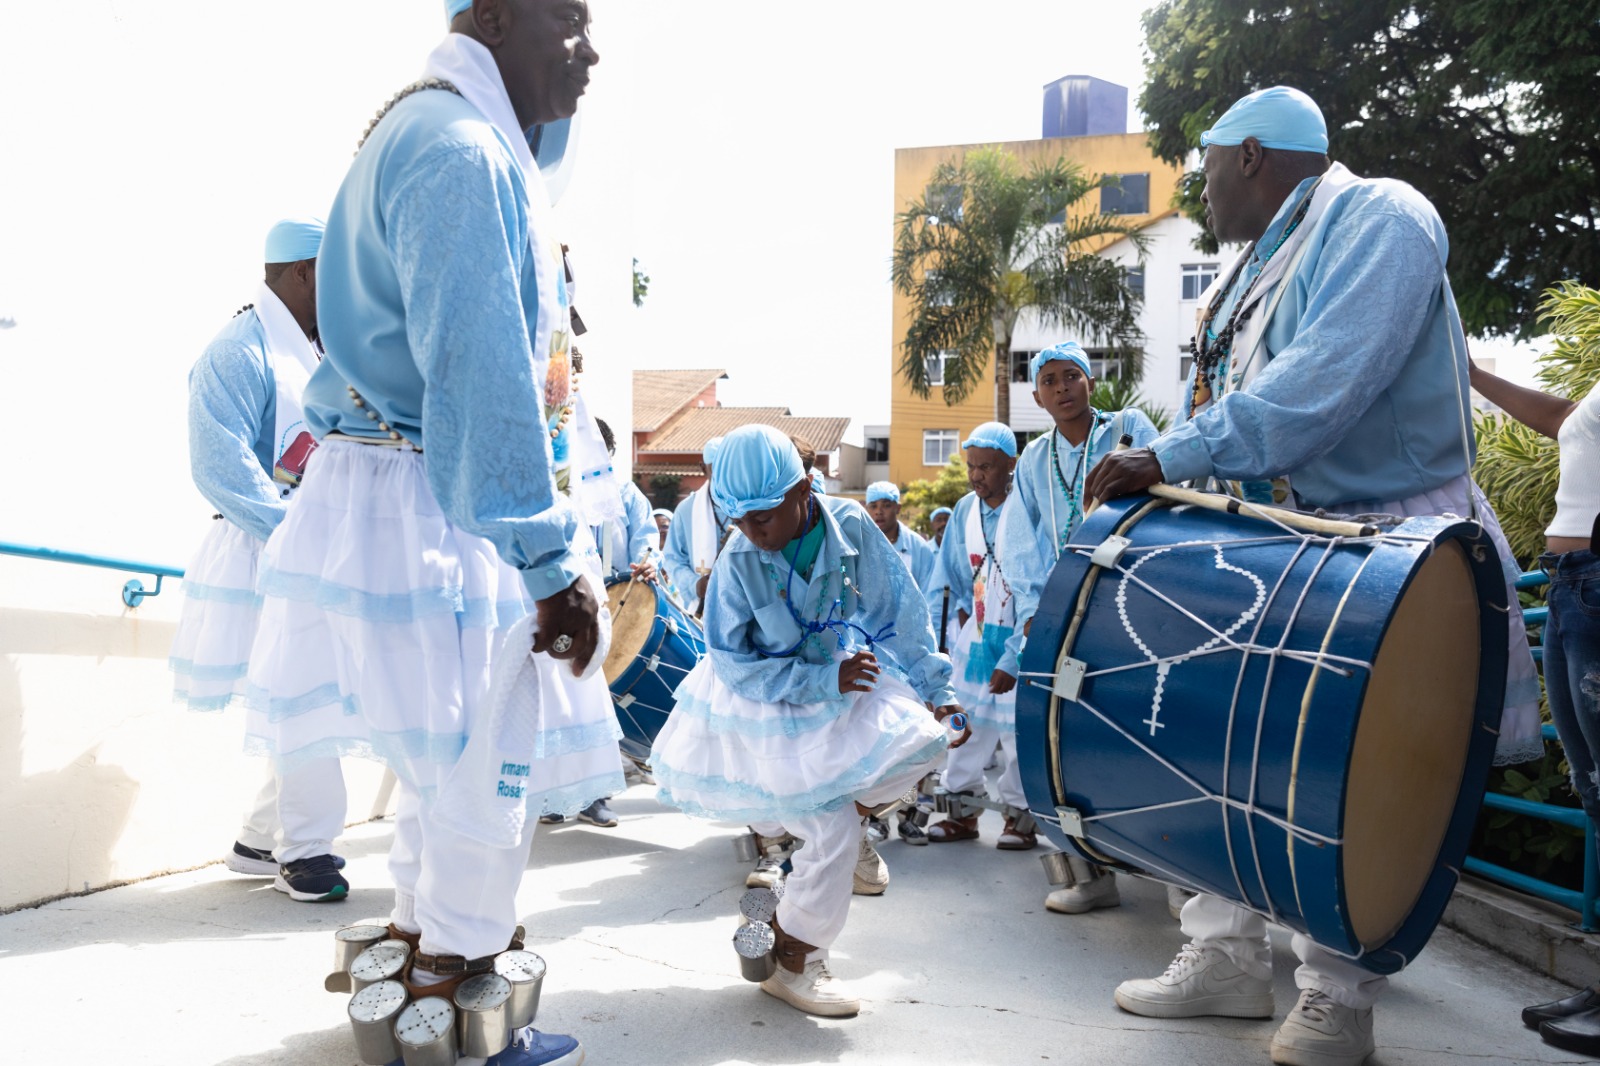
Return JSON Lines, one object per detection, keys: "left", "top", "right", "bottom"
{"left": 651, "top": 423, "right": 967, "bottom": 1017}
{"left": 1083, "top": 84, "right": 1540, "bottom": 1066}
{"left": 928, "top": 506, "right": 954, "bottom": 545}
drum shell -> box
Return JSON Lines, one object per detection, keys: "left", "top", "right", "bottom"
{"left": 1016, "top": 497, "right": 1506, "bottom": 974}
{"left": 604, "top": 580, "right": 706, "bottom": 764}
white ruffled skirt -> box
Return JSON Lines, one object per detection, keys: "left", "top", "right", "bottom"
{"left": 242, "top": 440, "right": 622, "bottom": 812}
{"left": 650, "top": 656, "right": 949, "bottom": 823}
{"left": 169, "top": 519, "right": 264, "bottom": 712}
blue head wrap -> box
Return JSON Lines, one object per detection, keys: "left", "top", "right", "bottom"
{"left": 263, "top": 217, "right": 324, "bottom": 264}
{"left": 445, "top": 0, "right": 472, "bottom": 22}
{"left": 865, "top": 481, "right": 901, "bottom": 504}
{"left": 1029, "top": 341, "right": 1092, "bottom": 384}
{"left": 711, "top": 425, "right": 805, "bottom": 520}
{"left": 930, "top": 506, "right": 954, "bottom": 521}
{"left": 962, "top": 421, "right": 1018, "bottom": 458}
{"left": 702, "top": 437, "right": 724, "bottom": 467}
{"left": 1200, "top": 86, "right": 1328, "bottom": 155}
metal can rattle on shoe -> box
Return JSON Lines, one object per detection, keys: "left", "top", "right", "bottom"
{"left": 394, "top": 995, "right": 457, "bottom": 1066}
{"left": 734, "top": 920, "right": 777, "bottom": 982}
{"left": 494, "top": 949, "right": 547, "bottom": 1030}
{"left": 730, "top": 831, "right": 760, "bottom": 863}
{"left": 347, "top": 979, "right": 408, "bottom": 1065}
{"left": 349, "top": 940, "right": 411, "bottom": 993}
{"left": 454, "top": 973, "right": 513, "bottom": 1059}
{"left": 326, "top": 925, "right": 390, "bottom": 993}
{"left": 738, "top": 882, "right": 783, "bottom": 924}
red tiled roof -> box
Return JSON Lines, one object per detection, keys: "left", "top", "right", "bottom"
{"left": 638, "top": 407, "right": 850, "bottom": 457}
{"left": 633, "top": 369, "right": 728, "bottom": 432}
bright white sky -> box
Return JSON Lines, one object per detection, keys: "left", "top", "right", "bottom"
{"left": 0, "top": 1, "right": 1536, "bottom": 564}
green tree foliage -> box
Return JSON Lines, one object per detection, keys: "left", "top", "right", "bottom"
{"left": 1090, "top": 377, "right": 1172, "bottom": 433}
{"left": 1474, "top": 282, "right": 1600, "bottom": 566}
{"left": 901, "top": 456, "right": 971, "bottom": 536}
{"left": 891, "top": 147, "right": 1148, "bottom": 425}
{"left": 632, "top": 258, "right": 650, "bottom": 308}
{"left": 1138, "top": 0, "right": 1600, "bottom": 338}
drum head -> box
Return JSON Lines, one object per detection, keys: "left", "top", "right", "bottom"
{"left": 1338, "top": 538, "right": 1479, "bottom": 949}
{"left": 604, "top": 581, "right": 660, "bottom": 684}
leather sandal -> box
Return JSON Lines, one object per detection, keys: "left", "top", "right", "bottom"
{"left": 927, "top": 815, "right": 980, "bottom": 842}
{"left": 996, "top": 816, "right": 1038, "bottom": 851}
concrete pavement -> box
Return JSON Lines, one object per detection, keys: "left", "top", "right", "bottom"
{"left": 0, "top": 782, "right": 1591, "bottom": 1066}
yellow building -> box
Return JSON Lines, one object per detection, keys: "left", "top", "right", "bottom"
{"left": 887, "top": 130, "right": 1188, "bottom": 488}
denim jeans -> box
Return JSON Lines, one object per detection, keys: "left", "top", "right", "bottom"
{"left": 1539, "top": 549, "right": 1600, "bottom": 835}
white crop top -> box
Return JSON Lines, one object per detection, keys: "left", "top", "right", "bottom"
{"left": 1547, "top": 380, "right": 1600, "bottom": 539}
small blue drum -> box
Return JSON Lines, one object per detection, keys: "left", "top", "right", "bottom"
{"left": 1016, "top": 492, "right": 1507, "bottom": 975}
{"left": 603, "top": 578, "right": 707, "bottom": 766}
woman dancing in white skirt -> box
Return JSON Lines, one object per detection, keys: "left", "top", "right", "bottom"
{"left": 651, "top": 424, "right": 969, "bottom": 1017}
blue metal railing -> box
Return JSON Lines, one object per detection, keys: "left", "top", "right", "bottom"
{"left": 0, "top": 540, "right": 184, "bottom": 608}
{"left": 1462, "top": 570, "right": 1599, "bottom": 931}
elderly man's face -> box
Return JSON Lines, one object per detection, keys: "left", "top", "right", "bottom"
{"left": 499, "top": 0, "right": 600, "bottom": 127}
{"left": 1200, "top": 144, "right": 1249, "bottom": 245}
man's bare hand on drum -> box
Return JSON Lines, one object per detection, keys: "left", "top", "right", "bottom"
{"left": 839, "top": 650, "right": 880, "bottom": 694}
{"left": 1084, "top": 448, "right": 1165, "bottom": 506}
{"left": 934, "top": 705, "right": 972, "bottom": 748}
{"left": 989, "top": 668, "right": 1016, "bottom": 695}
{"left": 533, "top": 578, "right": 600, "bottom": 676}
{"left": 629, "top": 559, "right": 656, "bottom": 584}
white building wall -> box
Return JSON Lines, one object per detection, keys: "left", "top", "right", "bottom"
{"left": 1009, "top": 212, "right": 1225, "bottom": 427}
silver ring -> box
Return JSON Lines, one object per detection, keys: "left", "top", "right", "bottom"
{"left": 551, "top": 634, "right": 573, "bottom": 654}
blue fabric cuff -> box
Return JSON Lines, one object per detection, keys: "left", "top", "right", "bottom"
{"left": 994, "top": 647, "right": 1020, "bottom": 679}
{"left": 520, "top": 550, "right": 586, "bottom": 601}
{"left": 1151, "top": 423, "right": 1213, "bottom": 485}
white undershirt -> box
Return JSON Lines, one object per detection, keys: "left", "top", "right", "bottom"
{"left": 1547, "top": 380, "right": 1600, "bottom": 539}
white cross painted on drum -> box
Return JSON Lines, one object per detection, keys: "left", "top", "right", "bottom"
{"left": 1116, "top": 543, "right": 1268, "bottom": 737}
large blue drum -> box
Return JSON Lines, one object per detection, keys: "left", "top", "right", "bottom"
{"left": 603, "top": 579, "right": 706, "bottom": 766}
{"left": 1016, "top": 493, "right": 1507, "bottom": 975}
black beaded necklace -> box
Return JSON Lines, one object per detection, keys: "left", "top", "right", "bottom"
{"left": 1189, "top": 183, "right": 1319, "bottom": 411}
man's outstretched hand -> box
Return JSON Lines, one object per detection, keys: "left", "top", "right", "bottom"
{"left": 1083, "top": 449, "right": 1165, "bottom": 508}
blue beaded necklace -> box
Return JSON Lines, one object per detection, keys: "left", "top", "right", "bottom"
{"left": 1047, "top": 409, "right": 1107, "bottom": 552}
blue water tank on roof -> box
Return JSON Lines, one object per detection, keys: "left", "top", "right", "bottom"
{"left": 1043, "top": 76, "right": 1128, "bottom": 139}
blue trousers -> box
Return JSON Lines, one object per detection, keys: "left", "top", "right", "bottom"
{"left": 1540, "top": 549, "right": 1600, "bottom": 837}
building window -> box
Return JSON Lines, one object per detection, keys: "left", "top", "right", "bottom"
{"left": 1100, "top": 173, "right": 1150, "bottom": 215}
{"left": 1084, "top": 348, "right": 1124, "bottom": 381}
{"left": 1012, "top": 350, "right": 1036, "bottom": 383}
{"left": 926, "top": 183, "right": 963, "bottom": 225}
{"left": 924, "top": 269, "right": 953, "bottom": 307}
{"left": 923, "top": 429, "right": 959, "bottom": 466}
{"left": 1015, "top": 429, "right": 1044, "bottom": 451}
{"left": 1181, "top": 263, "right": 1221, "bottom": 301}
{"left": 1125, "top": 266, "right": 1145, "bottom": 300}
{"left": 865, "top": 436, "right": 889, "bottom": 463}
{"left": 924, "top": 350, "right": 955, "bottom": 386}
{"left": 1179, "top": 352, "right": 1195, "bottom": 382}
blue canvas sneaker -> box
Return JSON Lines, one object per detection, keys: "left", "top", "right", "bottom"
{"left": 273, "top": 854, "right": 349, "bottom": 902}
{"left": 489, "top": 1027, "right": 584, "bottom": 1066}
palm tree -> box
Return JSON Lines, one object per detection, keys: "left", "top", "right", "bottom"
{"left": 891, "top": 146, "right": 1148, "bottom": 425}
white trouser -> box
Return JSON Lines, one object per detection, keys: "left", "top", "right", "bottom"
{"left": 1180, "top": 893, "right": 1389, "bottom": 1009}
{"left": 940, "top": 721, "right": 1025, "bottom": 809}
{"left": 776, "top": 767, "right": 924, "bottom": 952}
{"left": 247, "top": 756, "right": 348, "bottom": 862}
{"left": 385, "top": 782, "right": 534, "bottom": 961}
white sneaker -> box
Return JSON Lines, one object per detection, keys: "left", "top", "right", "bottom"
{"left": 1114, "top": 942, "right": 1275, "bottom": 1019}
{"left": 1044, "top": 871, "right": 1121, "bottom": 914}
{"left": 1167, "top": 883, "right": 1196, "bottom": 920}
{"left": 760, "top": 958, "right": 861, "bottom": 1017}
{"left": 852, "top": 833, "right": 889, "bottom": 895}
{"left": 1270, "top": 989, "right": 1375, "bottom": 1066}
{"left": 746, "top": 854, "right": 786, "bottom": 889}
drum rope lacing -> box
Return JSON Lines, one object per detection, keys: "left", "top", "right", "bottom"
{"left": 1019, "top": 504, "right": 1468, "bottom": 972}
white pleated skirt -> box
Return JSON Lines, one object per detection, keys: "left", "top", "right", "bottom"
{"left": 243, "top": 439, "right": 622, "bottom": 810}
{"left": 650, "top": 656, "right": 949, "bottom": 823}
{"left": 169, "top": 520, "right": 264, "bottom": 712}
